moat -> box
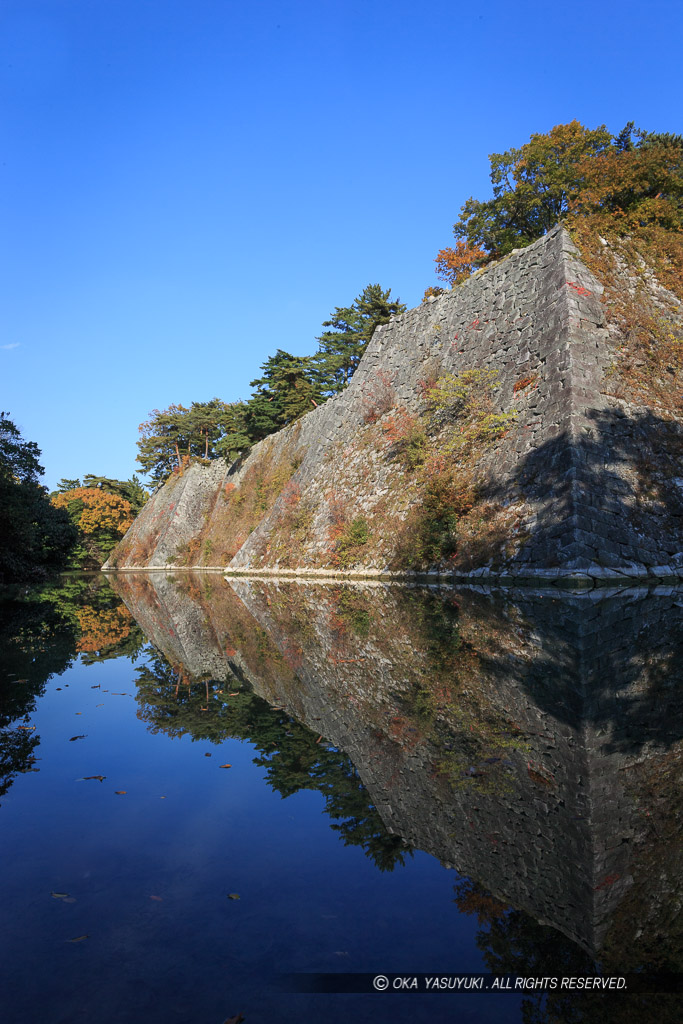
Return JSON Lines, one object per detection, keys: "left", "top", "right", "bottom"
{"left": 0, "top": 572, "right": 681, "bottom": 1023}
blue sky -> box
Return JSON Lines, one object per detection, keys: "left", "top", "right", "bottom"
{"left": 2, "top": 0, "right": 681, "bottom": 490}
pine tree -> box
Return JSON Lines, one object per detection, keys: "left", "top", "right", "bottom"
{"left": 314, "top": 284, "right": 405, "bottom": 395}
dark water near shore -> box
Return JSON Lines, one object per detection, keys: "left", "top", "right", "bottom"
{"left": 0, "top": 572, "right": 681, "bottom": 1024}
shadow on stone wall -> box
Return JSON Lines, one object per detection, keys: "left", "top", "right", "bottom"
{"left": 481, "top": 406, "right": 683, "bottom": 570}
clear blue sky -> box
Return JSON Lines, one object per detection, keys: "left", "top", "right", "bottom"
{"left": 2, "top": 0, "right": 681, "bottom": 490}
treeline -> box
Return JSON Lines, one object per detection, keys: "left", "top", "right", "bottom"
{"left": 0, "top": 412, "right": 151, "bottom": 586}
{"left": 0, "top": 414, "right": 76, "bottom": 586}
{"left": 136, "top": 283, "right": 406, "bottom": 484}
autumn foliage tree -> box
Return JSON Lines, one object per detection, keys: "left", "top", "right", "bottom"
{"left": 51, "top": 487, "right": 134, "bottom": 567}
{"left": 429, "top": 120, "right": 683, "bottom": 293}
{"left": 434, "top": 240, "right": 489, "bottom": 287}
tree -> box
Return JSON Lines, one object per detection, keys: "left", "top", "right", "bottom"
{"left": 245, "top": 350, "right": 323, "bottom": 441}
{"left": 451, "top": 121, "right": 613, "bottom": 260}
{"left": 136, "top": 400, "right": 246, "bottom": 483}
{"left": 214, "top": 402, "right": 252, "bottom": 462}
{"left": 0, "top": 415, "right": 76, "bottom": 586}
{"left": 430, "top": 120, "right": 683, "bottom": 298}
{"left": 434, "top": 240, "right": 489, "bottom": 286}
{"left": 314, "top": 284, "right": 406, "bottom": 394}
{"left": 81, "top": 474, "right": 148, "bottom": 514}
{"left": 51, "top": 487, "right": 134, "bottom": 566}
{"left": 136, "top": 404, "right": 193, "bottom": 483}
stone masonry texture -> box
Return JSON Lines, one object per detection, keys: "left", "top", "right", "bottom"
{"left": 105, "top": 226, "right": 683, "bottom": 574}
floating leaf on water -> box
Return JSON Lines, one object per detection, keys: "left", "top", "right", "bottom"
{"left": 66, "top": 934, "right": 88, "bottom": 943}
{"left": 149, "top": 895, "right": 163, "bottom": 901}
{"left": 18, "top": 725, "right": 36, "bottom": 731}
{"left": 223, "top": 1015, "right": 245, "bottom": 1024}
{"left": 227, "top": 893, "right": 240, "bottom": 900}
{"left": 56, "top": 688, "right": 62, "bottom": 691}
{"left": 91, "top": 685, "right": 100, "bottom": 689}
{"left": 69, "top": 736, "right": 86, "bottom": 742}
{"left": 204, "top": 753, "right": 212, "bottom": 757}
{"left": 14, "top": 678, "right": 28, "bottom": 683}
{"left": 96, "top": 704, "right": 104, "bottom": 707}
{"left": 75, "top": 713, "right": 82, "bottom": 716}
{"left": 81, "top": 775, "right": 106, "bottom": 782}
{"left": 219, "top": 764, "right": 232, "bottom": 769}
{"left": 160, "top": 796, "right": 166, "bottom": 799}
{"left": 114, "top": 791, "right": 127, "bottom": 795}
{"left": 51, "top": 892, "right": 70, "bottom": 899}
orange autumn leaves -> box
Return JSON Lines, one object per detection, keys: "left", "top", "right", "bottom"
{"left": 434, "top": 240, "right": 489, "bottom": 287}
{"left": 52, "top": 488, "right": 134, "bottom": 535}
{"left": 75, "top": 605, "right": 132, "bottom": 654}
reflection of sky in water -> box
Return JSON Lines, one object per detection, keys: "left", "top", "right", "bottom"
{"left": 0, "top": 634, "right": 511, "bottom": 1023}
{"left": 0, "top": 573, "right": 681, "bottom": 1023}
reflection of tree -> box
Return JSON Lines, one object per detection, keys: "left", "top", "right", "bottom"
{"left": 135, "top": 650, "right": 411, "bottom": 871}
{"left": 0, "top": 599, "right": 76, "bottom": 804}
{"left": 39, "top": 574, "right": 146, "bottom": 664}
{"left": 1, "top": 577, "right": 146, "bottom": 804}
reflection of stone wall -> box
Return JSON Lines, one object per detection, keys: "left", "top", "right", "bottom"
{"left": 106, "top": 224, "right": 683, "bottom": 574}
{"left": 110, "top": 572, "right": 683, "bottom": 961}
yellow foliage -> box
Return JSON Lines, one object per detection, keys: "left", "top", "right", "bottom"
{"left": 51, "top": 488, "right": 134, "bottom": 535}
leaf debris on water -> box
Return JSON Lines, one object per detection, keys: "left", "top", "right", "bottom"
{"left": 115, "top": 790, "right": 126, "bottom": 795}
{"left": 66, "top": 935, "right": 88, "bottom": 943}
{"left": 80, "top": 775, "right": 106, "bottom": 782}
{"left": 220, "top": 764, "right": 232, "bottom": 769}
{"left": 227, "top": 893, "right": 240, "bottom": 900}
{"left": 69, "top": 736, "right": 86, "bottom": 742}
{"left": 149, "top": 895, "right": 163, "bottom": 901}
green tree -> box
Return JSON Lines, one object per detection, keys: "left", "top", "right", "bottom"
{"left": 214, "top": 401, "right": 253, "bottom": 461}
{"left": 136, "top": 400, "right": 248, "bottom": 483}
{"left": 245, "top": 350, "right": 323, "bottom": 441}
{"left": 136, "top": 404, "right": 192, "bottom": 483}
{"left": 0, "top": 415, "right": 76, "bottom": 586}
{"left": 314, "top": 284, "right": 406, "bottom": 394}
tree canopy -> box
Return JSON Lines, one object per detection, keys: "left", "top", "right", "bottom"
{"left": 432, "top": 120, "right": 683, "bottom": 287}
{"left": 0, "top": 415, "right": 76, "bottom": 585}
{"left": 314, "top": 284, "right": 406, "bottom": 394}
{"left": 136, "top": 399, "right": 245, "bottom": 484}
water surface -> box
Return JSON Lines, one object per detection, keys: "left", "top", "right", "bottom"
{"left": 0, "top": 572, "right": 681, "bottom": 1023}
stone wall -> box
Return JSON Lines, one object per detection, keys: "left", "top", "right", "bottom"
{"left": 106, "top": 226, "right": 683, "bottom": 574}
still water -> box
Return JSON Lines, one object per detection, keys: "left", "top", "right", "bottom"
{"left": 0, "top": 572, "right": 681, "bottom": 1023}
